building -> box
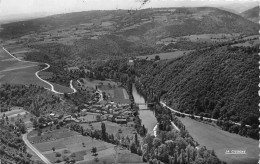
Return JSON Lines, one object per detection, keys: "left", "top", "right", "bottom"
{"left": 81, "top": 109, "right": 87, "bottom": 116}
{"left": 115, "top": 116, "right": 127, "bottom": 124}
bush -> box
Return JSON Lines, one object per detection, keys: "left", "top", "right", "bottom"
{"left": 56, "top": 159, "right": 61, "bottom": 163}
{"left": 56, "top": 152, "right": 61, "bottom": 157}
{"left": 63, "top": 149, "right": 70, "bottom": 154}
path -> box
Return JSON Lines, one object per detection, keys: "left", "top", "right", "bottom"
{"left": 160, "top": 101, "right": 251, "bottom": 127}
{"left": 2, "top": 47, "right": 76, "bottom": 95}
{"left": 22, "top": 132, "right": 51, "bottom": 164}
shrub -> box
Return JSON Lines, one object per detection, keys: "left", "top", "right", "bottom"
{"left": 56, "top": 152, "right": 61, "bottom": 157}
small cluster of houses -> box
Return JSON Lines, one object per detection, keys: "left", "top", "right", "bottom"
{"left": 79, "top": 101, "right": 136, "bottom": 126}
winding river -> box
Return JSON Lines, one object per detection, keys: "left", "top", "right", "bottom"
{"left": 132, "top": 84, "right": 157, "bottom": 135}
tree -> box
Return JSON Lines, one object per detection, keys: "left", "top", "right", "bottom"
{"left": 130, "top": 143, "right": 137, "bottom": 154}
{"left": 155, "top": 55, "right": 160, "bottom": 61}
{"left": 91, "top": 147, "right": 97, "bottom": 156}
{"left": 37, "top": 128, "right": 42, "bottom": 136}
{"left": 101, "top": 122, "right": 107, "bottom": 141}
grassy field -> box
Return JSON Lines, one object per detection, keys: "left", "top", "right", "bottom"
{"left": 137, "top": 50, "right": 192, "bottom": 60}
{"left": 0, "top": 65, "right": 50, "bottom": 88}
{"left": 82, "top": 121, "right": 136, "bottom": 138}
{"left": 79, "top": 114, "right": 98, "bottom": 122}
{"left": 51, "top": 82, "right": 73, "bottom": 93}
{"left": 29, "top": 128, "right": 116, "bottom": 164}
{"left": 0, "top": 48, "right": 13, "bottom": 60}
{"left": 178, "top": 117, "right": 259, "bottom": 164}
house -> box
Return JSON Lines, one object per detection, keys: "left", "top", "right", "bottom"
{"left": 127, "top": 122, "right": 135, "bottom": 127}
{"left": 115, "top": 116, "right": 127, "bottom": 124}
{"left": 128, "top": 59, "right": 134, "bottom": 66}
{"left": 81, "top": 109, "right": 87, "bottom": 116}
{"left": 107, "top": 114, "right": 114, "bottom": 121}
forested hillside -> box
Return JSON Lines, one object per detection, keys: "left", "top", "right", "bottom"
{"left": 0, "top": 84, "right": 75, "bottom": 116}
{"left": 133, "top": 46, "right": 258, "bottom": 126}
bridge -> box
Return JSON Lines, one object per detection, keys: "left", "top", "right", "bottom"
{"left": 134, "top": 103, "right": 154, "bottom": 105}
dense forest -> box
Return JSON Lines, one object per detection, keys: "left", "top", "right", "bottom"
{"left": 0, "top": 123, "right": 43, "bottom": 164}
{"left": 0, "top": 84, "right": 76, "bottom": 116}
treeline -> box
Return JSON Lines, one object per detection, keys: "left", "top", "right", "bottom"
{"left": 69, "top": 122, "right": 143, "bottom": 156}
{"left": 0, "top": 84, "right": 74, "bottom": 116}
{"left": 0, "top": 123, "right": 43, "bottom": 164}
{"left": 73, "top": 35, "right": 156, "bottom": 60}
{"left": 142, "top": 104, "right": 224, "bottom": 164}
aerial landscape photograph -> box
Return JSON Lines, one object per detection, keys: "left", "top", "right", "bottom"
{"left": 0, "top": 0, "right": 259, "bottom": 164}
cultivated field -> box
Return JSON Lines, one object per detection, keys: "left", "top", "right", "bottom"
{"left": 0, "top": 65, "right": 50, "bottom": 88}
{"left": 28, "top": 129, "right": 116, "bottom": 163}
{"left": 178, "top": 117, "right": 259, "bottom": 164}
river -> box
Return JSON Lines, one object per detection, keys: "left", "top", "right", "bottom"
{"left": 132, "top": 84, "right": 157, "bottom": 135}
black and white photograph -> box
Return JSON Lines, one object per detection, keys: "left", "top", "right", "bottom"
{"left": 0, "top": 0, "right": 259, "bottom": 164}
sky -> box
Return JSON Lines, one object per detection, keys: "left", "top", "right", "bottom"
{"left": 0, "top": 0, "right": 258, "bottom": 21}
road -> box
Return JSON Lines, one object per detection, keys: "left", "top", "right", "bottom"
{"left": 2, "top": 47, "right": 77, "bottom": 95}
{"left": 160, "top": 101, "right": 251, "bottom": 127}
{"left": 22, "top": 132, "right": 51, "bottom": 164}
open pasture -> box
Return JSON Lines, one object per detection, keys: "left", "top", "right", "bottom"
{"left": 30, "top": 129, "right": 116, "bottom": 164}
{"left": 0, "top": 65, "right": 50, "bottom": 89}
{"left": 178, "top": 117, "right": 259, "bottom": 164}
{"left": 0, "top": 47, "right": 13, "bottom": 60}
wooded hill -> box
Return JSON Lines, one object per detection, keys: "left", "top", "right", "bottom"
{"left": 133, "top": 46, "right": 258, "bottom": 127}
{"left": 241, "top": 6, "right": 259, "bottom": 23}
{"left": 1, "top": 7, "right": 259, "bottom": 41}
{"left": 91, "top": 45, "right": 258, "bottom": 129}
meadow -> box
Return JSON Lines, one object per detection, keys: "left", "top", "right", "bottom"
{"left": 178, "top": 117, "right": 259, "bottom": 164}
{"left": 0, "top": 65, "right": 50, "bottom": 89}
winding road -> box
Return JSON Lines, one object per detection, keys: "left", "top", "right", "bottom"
{"left": 2, "top": 47, "right": 76, "bottom": 95}
{"left": 2, "top": 46, "right": 79, "bottom": 164}
{"left": 160, "top": 101, "right": 251, "bottom": 127}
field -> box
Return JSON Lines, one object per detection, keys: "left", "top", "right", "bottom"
{"left": 137, "top": 50, "right": 192, "bottom": 60}
{"left": 82, "top": 78, "right": 130, "bottom": 104}
{"left": 28, "top": 128, "right": 117, "bottom": 163}
{"left": 0, "top": 65, "right": 50, "bottom": 88}
{"left": 51, "top": 82, "right": 73, "bottom": 93}
{"left": 0, "top": 45, "right": 73, "bottom": 93}
{"left": 81, "top": 121, "right": 137, "bottom": 138}
{"left": 178, "top": 117, "right": 259, "bottom": 164}
{"left": 78, "top": 113, "right": 99, "bottom": 122}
